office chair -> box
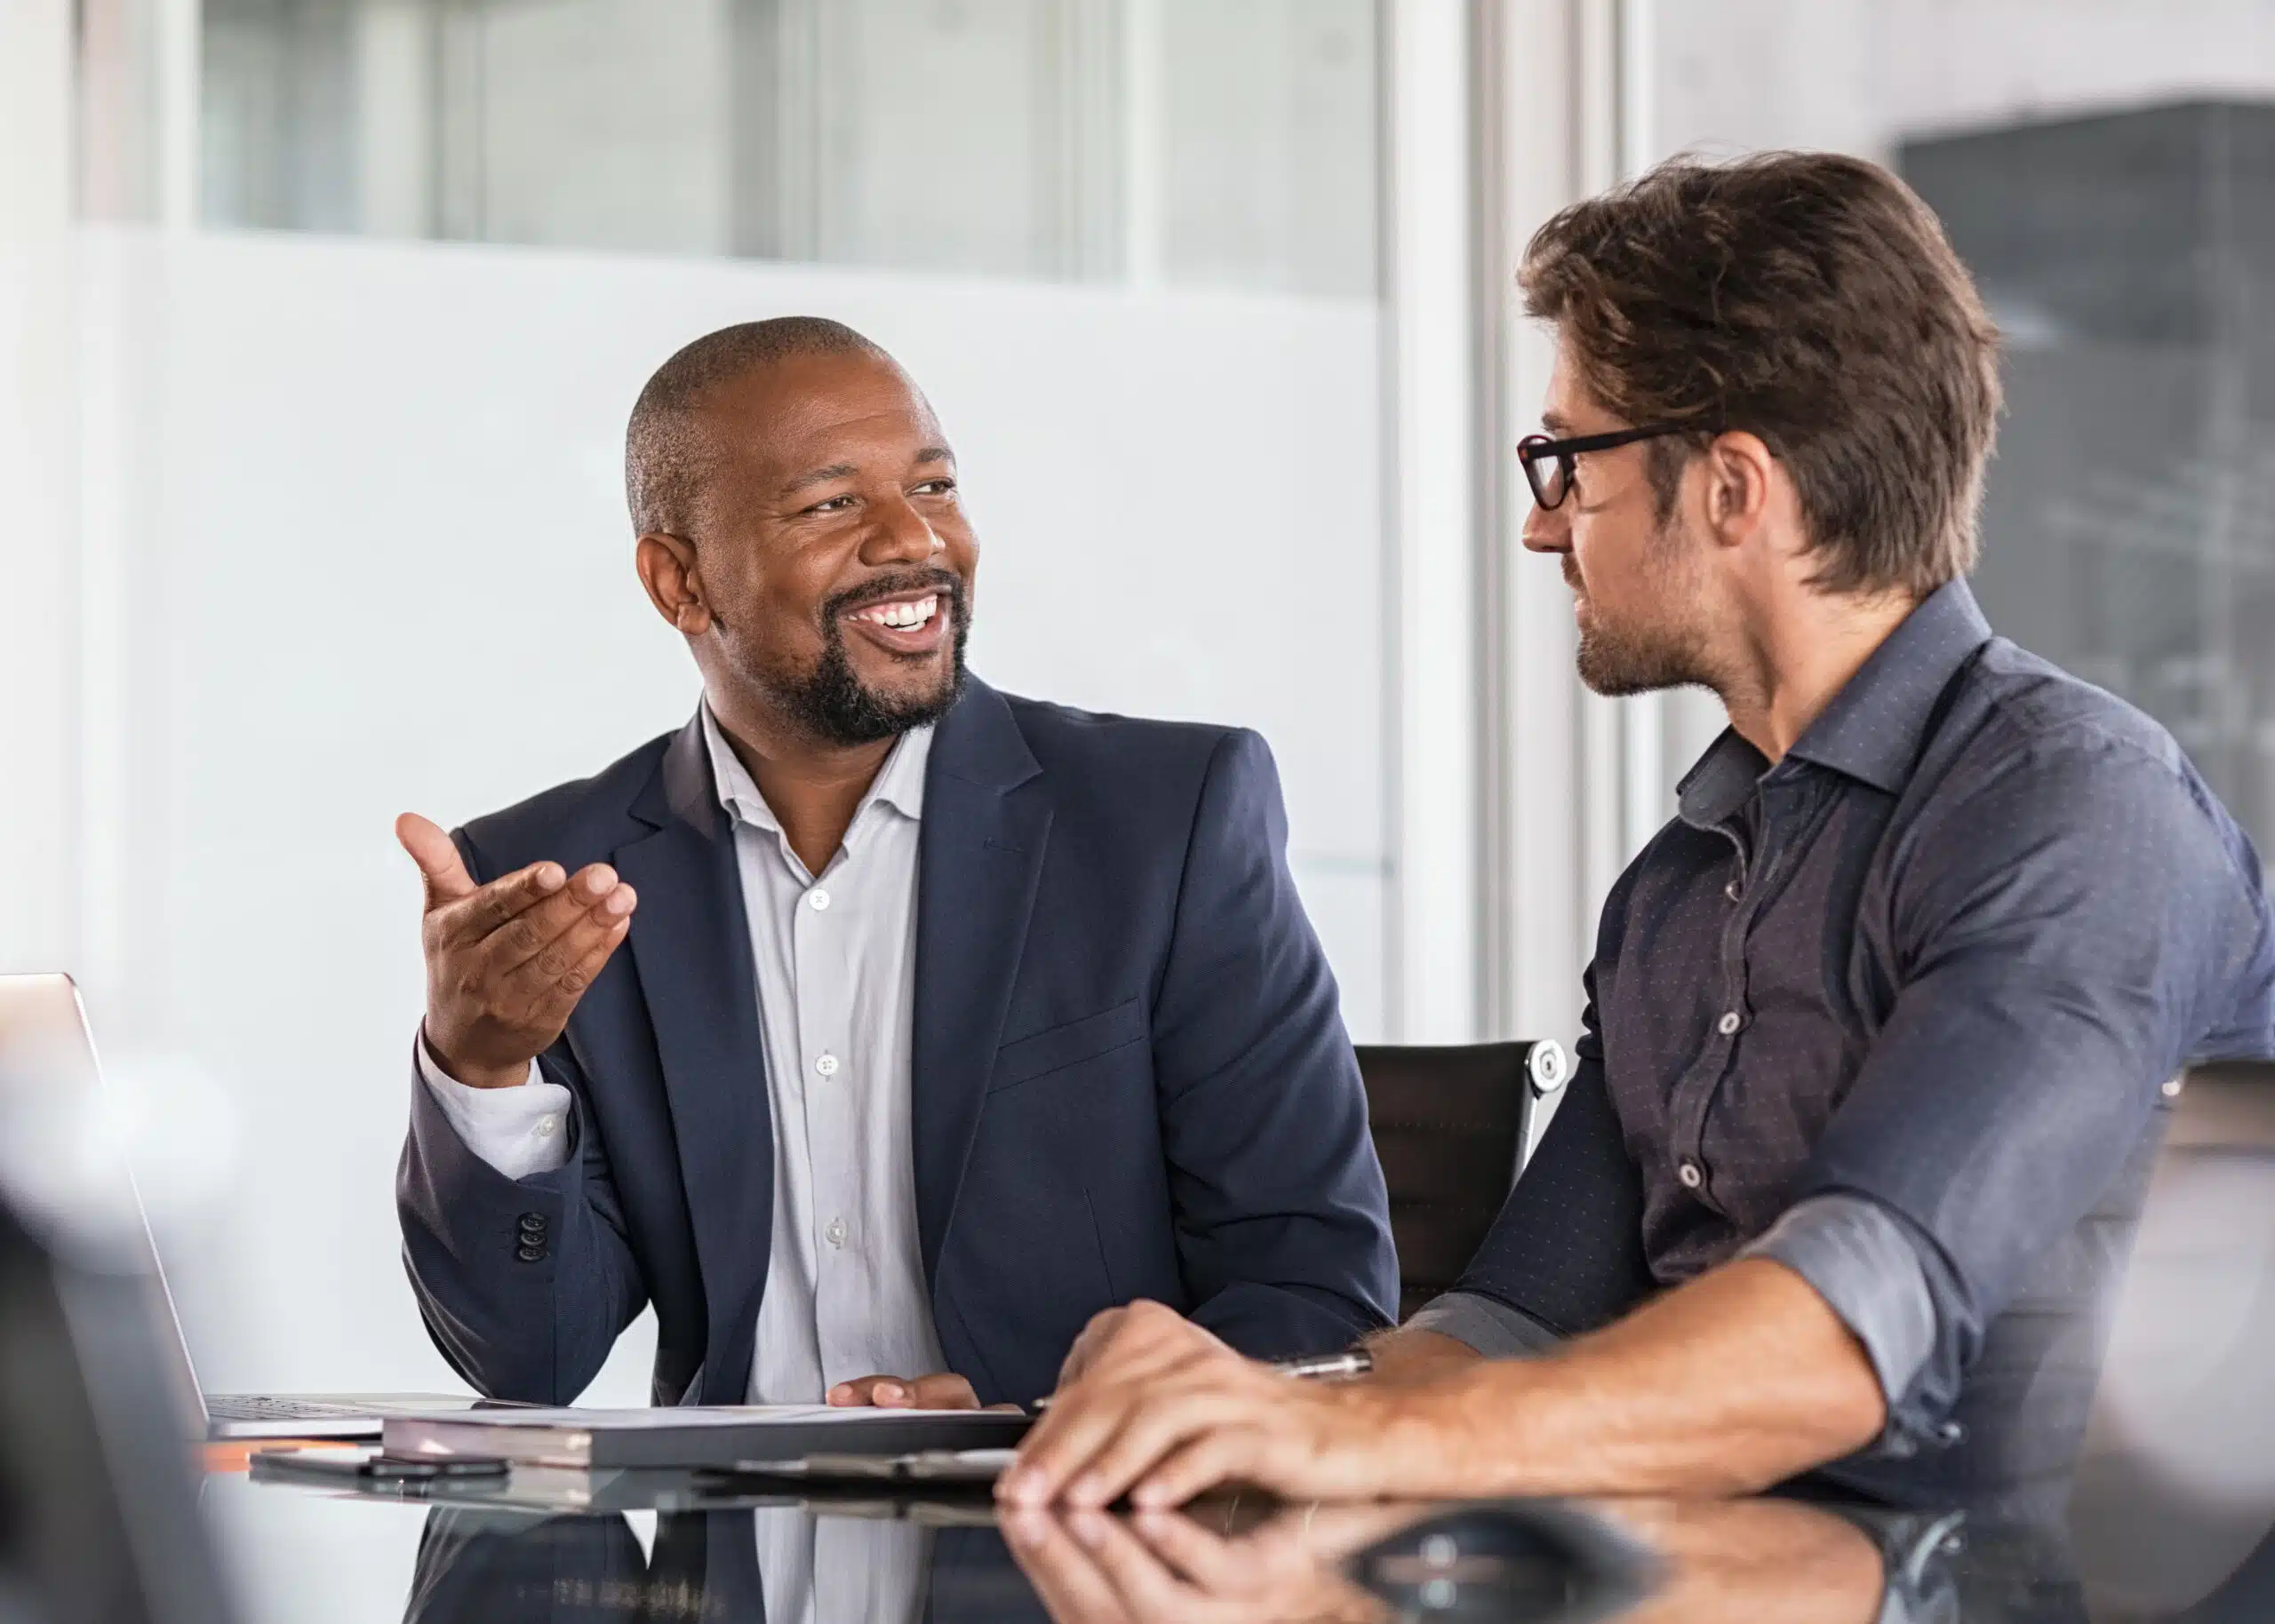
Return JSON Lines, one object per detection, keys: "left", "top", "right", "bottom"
{"left": 2069, "top": 1062, "right": 2275, "bottom": 1618}
{"left": 1353, "top": 1040, "right": 1569, "bottom": 1321}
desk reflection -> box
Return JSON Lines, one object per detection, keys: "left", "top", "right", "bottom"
{"left": 402, "top": 1504, "right": 1045, "bottom": 1624}
{"left": 343, "top": 1489, "right": 2122, "bottom": 1624}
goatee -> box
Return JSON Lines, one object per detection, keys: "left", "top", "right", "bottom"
{"left": 772, "top": 571, "right": 973, "bottom": 746}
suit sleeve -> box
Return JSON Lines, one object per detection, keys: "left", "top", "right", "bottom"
{"left": 394, "top": 828, "right": 651, "bottom": 1405}
{"left": 1147, "top": 728, "right": 1399, "bottom": 1356}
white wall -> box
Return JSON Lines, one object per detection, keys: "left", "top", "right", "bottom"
{"left": 72, "top": 224, "right": 1385, "bottom": 1397}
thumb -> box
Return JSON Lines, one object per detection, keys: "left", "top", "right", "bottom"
{"left": 396, "top": 812, "right": 475, "bottom": 911}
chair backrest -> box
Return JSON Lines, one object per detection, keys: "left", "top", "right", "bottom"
{"left": 1353, "top": 1040, "right": 1569, "bottom": 1321}
{"left": 2069, "top": 1062, "right": 2275, "bottom": 1616}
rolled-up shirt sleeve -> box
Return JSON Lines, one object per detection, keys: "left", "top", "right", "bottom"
{"left": 1403, "top": 1290, "right": 1564, "bottom": 1357}
{"left": 1742, "top": 1193, "right": 1946, "bottom": 1451}
{"left": 1791, "top": 732, "right": 2267, "bottom": 1432}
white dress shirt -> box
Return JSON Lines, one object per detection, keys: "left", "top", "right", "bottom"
{"left": 419, "top": 703, "right": 947, "bottom": 1402}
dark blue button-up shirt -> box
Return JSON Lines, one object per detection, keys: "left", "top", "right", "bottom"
{"left": 1425, "top": 578, "right": 2275, "bottom": 1506}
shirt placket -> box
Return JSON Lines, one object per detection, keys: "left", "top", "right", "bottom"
{"left": 794, "top": 831, "right": 868, "bottom": 1387}
{"left": 1665, "top": 779, "right": 1812, "bottom": 1208}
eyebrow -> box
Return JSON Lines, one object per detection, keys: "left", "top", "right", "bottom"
{"left": 780, "top": 462, "right": 858, "bottom": 497}
{"left": 1540, "top": 411, "right": 1573, "bottom": 434}
{"left": 778, "top": 446, "right": 954, "bottom": 498}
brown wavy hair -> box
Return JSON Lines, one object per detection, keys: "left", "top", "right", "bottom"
{"left": 1521, "top": 151, "right": 2003, "bottom": 598}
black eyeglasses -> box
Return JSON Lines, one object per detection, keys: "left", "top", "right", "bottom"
{"left": 1517, "top": 423, "right": 1701, "bottom": 510}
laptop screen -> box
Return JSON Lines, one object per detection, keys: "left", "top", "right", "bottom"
{"left": 0, "top": 974, "right": 212, "bottom": 1431}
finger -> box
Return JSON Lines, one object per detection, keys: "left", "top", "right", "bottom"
{"left": 1130, "top": 1430, "right": 1255, "bottom": 1510}
{"left": 907, "top": 1373, "right": 981, "bottom": 1411}
{"left": 1065, "top": 1386, "right": 1255, "bottom": 1508}
{"left": 1015, "top": 1351, "right": 1246, "bottom": 1507}
{"left": 1130, "top": 1511, "right": 1252, "bottom": 1592}
{"left": 1077, "top": 1512, "right": 1207, "bottom": 1617}
{"left": 465, "top": 864, "right": 621, "bottom": 970}
{"left": 1065, "top": 1308, "right": 1232, "bottom": 1395}
{"left": 428, "top": 859, "right": 570, "bottom": 947}
{"left": 480, "top": 866, "right": 634, "bottom": 977}
{"left": 491, "top": 890, "right": 635, "bottom": 1000}
{"left": 825, "top": 1376, "right": 909, "bottom": 1407}
{"left": 1001, "top": 1514, "right": 1125, "bottom": 1624}
{"left": 1022, "top": 1335, "right": 1220, "bottom": 1469}
{"left": 1003, "top": 1381, "right": 1148, "bottom": 1504}
{"left": 493, "top": 915, "right": 630, "bottom": 1042}
{"left": 1058, "top": 1307, "right": 1125, "bottom": 1388}
{"left": 397, "top": 813, "right": 479, "bottom": 911}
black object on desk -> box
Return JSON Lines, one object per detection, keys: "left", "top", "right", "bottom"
{"left": 1348, "top": 1501, "right": 1657, "bottom": 1624}
{"left": 249, "top": 1447, "right": 510, "bottom": 1486}
{"left": 0, "top": 1195, "right": 235, "bottom": 1624}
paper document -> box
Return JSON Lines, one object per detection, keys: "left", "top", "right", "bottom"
{"left": 416, "top": 1405, "right": 958, "bottom": 1430}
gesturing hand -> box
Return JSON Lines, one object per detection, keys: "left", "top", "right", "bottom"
{"left": 397, "top": 812, "right": 637, "bottom": 1090}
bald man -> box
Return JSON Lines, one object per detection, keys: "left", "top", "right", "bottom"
{"left": 393, "top": 319, "right": 1396, "bottom": 1410}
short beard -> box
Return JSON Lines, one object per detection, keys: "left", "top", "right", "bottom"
{"left": 769, "top": 571, "right": 973, "bottom": 746}
{"left": 1576, "top": 612, "right": 1712, "bottom": 697}
{"left": 1569, "top": 524, "right": 1715, "bottom": 698}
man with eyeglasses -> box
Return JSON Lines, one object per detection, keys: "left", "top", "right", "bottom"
{"left": 999, "top": 150, "right": 2275, "bottom": 1513}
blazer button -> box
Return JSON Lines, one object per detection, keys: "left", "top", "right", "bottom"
{"left": 518, "top": 1212, "right": 548, "bottom": 1233}
{"left": 516, "top": 1244, "right": 547, "bottom": 1263}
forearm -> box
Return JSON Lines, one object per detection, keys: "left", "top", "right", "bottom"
{"left": 1361, "top": 1325, "right": 1483, "bottom": 1386}
{"left": 1377, "top": 1258, "right": 1888, "bottom": 1497}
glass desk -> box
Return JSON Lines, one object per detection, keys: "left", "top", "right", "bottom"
{"left": 200, "top": 1457, "right": 2275, "bottom": 1624}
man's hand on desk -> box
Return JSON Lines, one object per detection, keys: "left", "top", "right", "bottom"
{"left": 397, "top": 812, "right": 639, "bottom": 1090}
{"left": 1001, "top": 1302, "right": 1401, "bottom": 1509}
{"left": 825, "top": 1373, "right": 1001, "bottom": 1411}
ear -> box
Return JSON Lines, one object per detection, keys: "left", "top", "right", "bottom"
{"left": 635, "top": 533, "right": 712, "bottom": 634}
{"left": 1696, "top": 431, "right": 1777, "bottom": 551}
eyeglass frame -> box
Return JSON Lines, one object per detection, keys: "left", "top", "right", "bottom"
{"left": 1516, "top": 422, "right": 1713, "bottom": 511}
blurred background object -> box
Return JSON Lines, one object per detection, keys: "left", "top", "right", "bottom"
{"left": 0, "top": 1009, "right": 236, "bottom": 1624}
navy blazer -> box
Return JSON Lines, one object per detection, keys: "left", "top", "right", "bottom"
{"left": 396, "top": 677, "right": 1397, "bottom": 1406}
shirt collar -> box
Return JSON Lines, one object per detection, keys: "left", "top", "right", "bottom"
{"left": 1676, "top": 577, "right": 1993, "bottom": 828}
{"left": 697, "top": 701, "right": 932, "bottom": 845}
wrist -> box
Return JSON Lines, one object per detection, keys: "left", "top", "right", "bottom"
{"left": 1372, "top": 1359, "right": 1545, "bottom": 1499}
{"left": 422, "top": 1025, "right": 531, "bottom": 1091}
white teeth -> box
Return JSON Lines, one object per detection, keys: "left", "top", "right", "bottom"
{"left": 859, "top": 595, "right": 938, "bottom": 631}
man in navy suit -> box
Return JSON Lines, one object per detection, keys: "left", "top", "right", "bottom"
{"left": 392, "top": 317, "right": 1395, "bottom": 1410}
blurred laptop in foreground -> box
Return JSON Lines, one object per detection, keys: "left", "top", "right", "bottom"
{"left": 0, "top": 972, "right": 499, "bottom": 1439}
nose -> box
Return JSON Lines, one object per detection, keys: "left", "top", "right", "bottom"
{"left": 862, "top": 492, "right": 945, "bottom": 568}
{"left": 1521, "top": 497, "right": 1570, "bottom": 554}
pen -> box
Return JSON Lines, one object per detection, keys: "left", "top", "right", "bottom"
{"left": 1030, "top": 1346, "right": 1373, "bottom": 1413}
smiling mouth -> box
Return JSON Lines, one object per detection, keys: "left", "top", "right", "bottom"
{"left": 848, "top": 593, "right": 939, "bottom": 632}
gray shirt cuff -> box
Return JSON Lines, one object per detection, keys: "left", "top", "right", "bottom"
{"left": 1742, "top": 1193, "right": 1937, "bottom": 1440}
{"left": 1402, "top": 1291, "right": 1565, "bottom": 1358}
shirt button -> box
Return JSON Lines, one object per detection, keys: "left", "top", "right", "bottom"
{"left": 533, "top": 1116, "right": 559, "bottom": 1138}
{"left": 1678, "top": 1160, "right": 1704, "bottom": 1190}
{"left": 814, "top": 1053, "right": 840, "bottom": 1078}
{"left": 1723, "top": 879, "right": 1743, "bottom": 903}
{"left": 1716, "top": 1010, "right": 1742, "bottom": 1036}
{"left": 807, "top": 888, "right": 832, "bottom": 912}
{"left": 826, "top": 1217, "right": 848, "bottom": 1248}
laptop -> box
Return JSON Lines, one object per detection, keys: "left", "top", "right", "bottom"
{"left": 0, "top": 972, "right": 507, "bottom": 1439}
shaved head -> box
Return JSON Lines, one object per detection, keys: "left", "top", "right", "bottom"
{"left": 625, "top": 316, "right": 893, "bottom": 537}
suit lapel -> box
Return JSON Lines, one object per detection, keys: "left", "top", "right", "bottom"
{"left": 616, "top": 716, "right": 771, "bottom": 1404}
{"left": 912, "top": 680, "right": 1050, "bottom": 1285}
